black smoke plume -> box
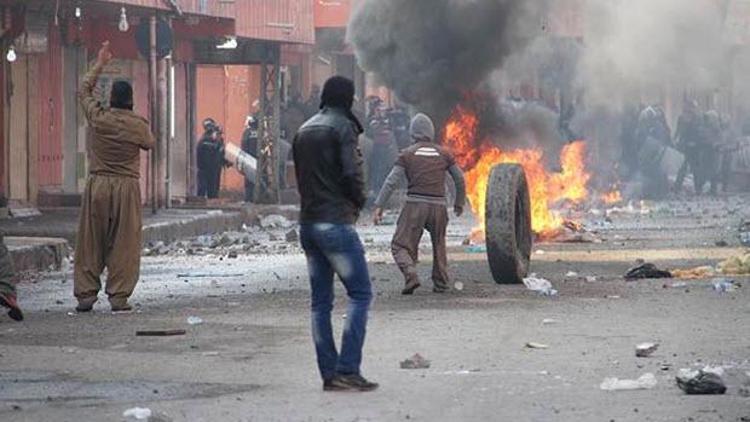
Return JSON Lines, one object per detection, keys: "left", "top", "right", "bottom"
{"left": 347, "top": 0, "right": 546, "bottom": 125}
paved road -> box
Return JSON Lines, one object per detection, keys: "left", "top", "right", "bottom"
{"left": 1, "top": 196, "right": 749, "bottom": 421}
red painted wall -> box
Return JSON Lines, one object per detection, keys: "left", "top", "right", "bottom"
{"left": 37, "top": 22, "right": 64, "bottom": 188}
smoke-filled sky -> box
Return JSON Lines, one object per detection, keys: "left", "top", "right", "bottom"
{"left": 347, "top": 0, "right": 545, "bottom": 123}
{"left": 348, "top": 0, "right": 738, "bottom": 118}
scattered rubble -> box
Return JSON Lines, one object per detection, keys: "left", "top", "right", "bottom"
{"left": 676, "top": 368, "right": 727, "bottom": 395}
{"left": 453, "top": 281, "right": 464, "bottom": 291}
{"left": 600, "top": 373, "right": 657, "bottom": 391}
{"left": 525, "top": 342, "right": 549, "bottom": 350}
{"left": 712, "top": 278, "right": 739, "bottom": 293}
{"left": 187, "top": 316, "right": 204, "bottom": 326}
{"left": 523, "top": 276, "right": 558, "bottom": 296}
{"left": 624, "top": 263, "right": 672, "bottom": 280}
{"left": 400, "top": 353, "right": 431, "bottom": 369}
{"left": 740, "top": 219, "right": 750, "bottom": 247}
{"left": 635, "top": 343, "right": 659, "bottom": 358}
{"left": 123, "top": 407, "right": 152, "bottom": 421}
{"left": 260, "top": 214, "right": 293, "bottom": 229}
{"left": 285, "top": 229, "right": 299, "bottom": 243}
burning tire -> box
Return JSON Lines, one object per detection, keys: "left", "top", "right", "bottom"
{"left": 485, "top": 164, "right": 532, "bottom": 284}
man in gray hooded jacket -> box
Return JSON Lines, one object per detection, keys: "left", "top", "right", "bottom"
{"left": 374, "top": 113, "right": 466, "bottom": 295}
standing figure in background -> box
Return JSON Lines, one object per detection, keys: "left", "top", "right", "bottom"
{"left": 241, "top": 115, "right": 259, "bottom": 202}
{"left": 74, "top": 41, "right": 155, "bottom": 313}
{"left": 635, "top": 105, "right": 672, "bottom": 199}
{"left": 389, "top": 104, "right": 411, "bottom": 151}
{"left": 196, "top": 118, "right": 227, "bottom": 199}
{"left": 673, "top": 100, "right": 706, "bottom": 193}
{"left": 367, "top": 104, "right": 397, "bottom": 196}
{"left": 702, "top": 110, "right": 722, "bottom": 195}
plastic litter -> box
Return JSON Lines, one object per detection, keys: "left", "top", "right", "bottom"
{"left": 600, "top": 373, "right": 657, "bottom": 391}
{"left": 187, "top": 316, "right": 204, "bottom": 325}
{"left": 465, "top": 245, "right": 487, "bottom": 253}
{"left": 712, "top": 278, "right": 739, "bottom": 293}
{"left": 542, "top": 318, "right": 559, "bottom": 325}
{"left": 718, "top": 251, "right": 750, "bottom": 275}
{"left": 523, "top": 276, "right": 558, "bottom": 296}
{"left": 671, "top": 265, "right": 716, "bottom": 279}
{"left": 624, "top": 263, "right": 672, "bottom": 280}
{"left": 525, "top": 342, "right": 549, "bottom": 349}
{"left": 635, "top": 342, "right": 659, "bottom": 357}
{"left": 123, "top": 407, "right": 152, "bottom": 421}
{"left": 400, "top": 353, "right": 431, "bottom": 369}
{"left": 676, "top": 368, "right": 727, "bottom": 395}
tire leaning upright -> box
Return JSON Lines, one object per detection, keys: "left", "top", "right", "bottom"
{"left": 485, "top": 163, "right": 532, "bottom": 284}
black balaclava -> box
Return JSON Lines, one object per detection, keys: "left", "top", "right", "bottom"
{"left": 320, "top": 76, "right": 363, "bottom": 134}
{"left": 110, "top": 81, "right": 134, "bottom": 110}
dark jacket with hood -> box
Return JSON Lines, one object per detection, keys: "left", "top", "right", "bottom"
{"left": 293, "top": 107, "right": 366, "bottom": 224}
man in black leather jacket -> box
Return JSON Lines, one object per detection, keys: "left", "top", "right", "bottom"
{"left": 292, "top": 76, "right": 377, "bottom": 392}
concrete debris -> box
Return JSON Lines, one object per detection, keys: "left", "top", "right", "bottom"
{"left": 400, "top": 353, "right": 431, "bottom": 369}
{"left": 624, "top": 263, "right": 672, "bottom": 280}
{"left": 453, "top": 281, "right": 464, "bottom": 291}
{"left": 676, "top": 368, "right": 727, "bottom": 395}
{"left": 541, "top": 318, "right": 559, "bottom": 325}
{"left": 260, "top": 214, "right": 293, "bottom": 229}
{"left": 600, "top": 373, "right": 657, "bottom": 391}
{"left": 635, "top": 343, "right": 659, "bottom": 358}
{"left": 285, "top": 229, "right": 299, "bottom": 243}
{"left": 176, "top": 272, "right": 244, "bottom": 278}
{"left": 186, "top": 316, "right": 204, "bottom": 326}
{"left": 123, "top": 407, "right": 152, "bottom": 420}
{"left": 664, "top": 282, "right": 688, "bottom": 288}
{"left": 523, "top": 276, "right": 558, "bottom": 296}
{"left": 740, "top": 219, "right": 750, "bottom": 247}
{"left": 565, "top": 271, "right": 579, "bottom": 278}
{"left": 525, "top": 342, "right": 549, "bottom": 350}
{"left": 585, "top": 276, "right": 598, "bottom": 283}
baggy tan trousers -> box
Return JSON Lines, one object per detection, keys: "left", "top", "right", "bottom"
{"left": 391, "top": 201, "right": 450, "bottom": 289}
{"left": 74, "top": 174, "right": 142, "bottom": 307}
{"left": 0, "top": 235, "right": 17, "bottom": 298}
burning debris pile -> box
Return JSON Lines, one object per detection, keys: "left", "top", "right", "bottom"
{"left": 443, "top": 100, "right": 592, "bottom": 240}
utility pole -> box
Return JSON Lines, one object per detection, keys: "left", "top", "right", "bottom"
{"left": 149, "top": 15, "right": 159, "bottom": 213}
{"left": 254, "top": 44, "right": 281, "bottom": 204}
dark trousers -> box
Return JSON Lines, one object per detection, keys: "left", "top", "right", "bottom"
{"left": 391, "top": 202, "right": 450, "bottom": 289}
{"left": 197, "top": 168, "right": 221, "bottom": 198}
{"left": 300, "top": 223, "right": 372, "bottom": 381}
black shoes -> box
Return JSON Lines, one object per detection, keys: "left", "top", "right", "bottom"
{"left": 323, "top": 374, "right": 379, "bottom": 392}
{"left": 75, "top": 302, "right": 94, "bottom": 313}
{"left": 0, "top": 293, "right": 23, "bottom": 321}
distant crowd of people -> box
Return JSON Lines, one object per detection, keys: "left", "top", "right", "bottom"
{"left": 619, "top": 99, "right": 750, "bottom": 198}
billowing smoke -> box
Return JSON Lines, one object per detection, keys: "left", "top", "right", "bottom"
{"left": 578, "top": 0, "right": 728, "bottom": 111}
{"left": 347, "top": 0, "right": 546, "bottom": 125}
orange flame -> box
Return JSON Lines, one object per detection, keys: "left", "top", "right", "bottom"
{"left": 601, "top": 189, "right": 623, "bottom": 205}
{"left": 445, "top": 104, "right": 591, "bottom": 238}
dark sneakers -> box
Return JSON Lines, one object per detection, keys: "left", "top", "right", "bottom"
{"left": 0, "top": 293, "right": 23, "bottom": 321}
{"left": 323, "top": 374, "right": 379, "bottom": 392}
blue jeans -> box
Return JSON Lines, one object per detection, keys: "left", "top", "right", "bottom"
{"left": 299, "top": 223, "right": 373, "bottom": 381}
